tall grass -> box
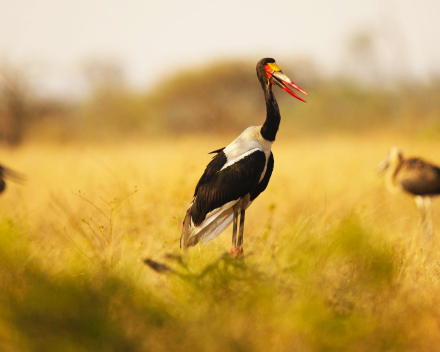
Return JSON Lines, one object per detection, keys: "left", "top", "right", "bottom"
{"left": 1, "top": 134, "right": 440, "bottom": 351}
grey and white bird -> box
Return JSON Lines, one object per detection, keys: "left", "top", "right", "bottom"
{"left": 377, "top": 147, "right": 440, "bottom": 238}
{"left": 180, "top": 58, "right": 308, "bottom": 255}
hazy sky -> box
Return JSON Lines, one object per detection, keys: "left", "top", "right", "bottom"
{"left": 1, "top": 0, "right": 439, "bottom": 96}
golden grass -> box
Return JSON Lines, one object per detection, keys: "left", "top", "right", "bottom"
{"left": 1, "top": 132, "right": 440, "bottom": 351}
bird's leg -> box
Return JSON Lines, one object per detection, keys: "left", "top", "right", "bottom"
{"left": 230, "top": 209, "right": 245, "bottom": 257}
{"left": 424, "top": 197, "right": 434, "bottom": 241}
{"left": 238, "top": 208, "right": 245, "bottom": 247}
{"left": 236, "top": 209, "right": 246, "bottom": 257}
{"left": 415, "top": 196, "right": 429, "bottom": 239}
{"left": 415, "top": 196, "right": 426, "bottom": 222}
{"left": 232, "top": 210, "right": 238, "bottom": 247}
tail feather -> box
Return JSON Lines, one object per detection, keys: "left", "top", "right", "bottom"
{"left": 202, "top": 211, "right": 234, "bottom": 245}
{"left": 200, "top": 199, "right": 253, "bottom": 244}
{"left": 182, "top": 199, "right": 239, "bottom": 247}
{"left": 180, "top": 203, "right": 193, "bottom": 249}
{"left": 188, "top": 211, "right": 234, "bottom": 246}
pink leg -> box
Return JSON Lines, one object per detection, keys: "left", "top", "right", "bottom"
{"left": 230, "top": 245, "right": 244, "bottom": 257}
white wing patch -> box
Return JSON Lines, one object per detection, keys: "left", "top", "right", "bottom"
{"left": 220, "top": 148, "right": 261, "bottom": 171}
{"left": 259, "top": 159, "right": 268, "bottom": 183}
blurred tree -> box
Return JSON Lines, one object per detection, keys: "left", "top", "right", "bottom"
{"left": 343, "top": 24, "right": 410, "bottom": 85}
{"left": 345, "top": 30, "right": 382, "bottom": 83}
{"left": 0, "top": 61, "right": 32, "bottom": 146}
{"left": 81, "top": 58, "right": 125, "bottom": 96}
{"left": 149, "top": 60, "right": 260, "bottom": 134}
{"left": 79, "top": 58, "right": 150, "bottom": 135}
{"left": 147, "top": 58, "right": 325, "bottom": 135}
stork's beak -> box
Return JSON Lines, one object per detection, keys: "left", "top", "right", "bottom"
{"left": 375, "top": 157, "right": 390, "bottom": 175}
{"left": 265, "top": 63, "right": 308, "bottom": 102}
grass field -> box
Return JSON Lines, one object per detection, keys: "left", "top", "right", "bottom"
{"left": 1, "top": 132, "right": 440, "bottom": 351}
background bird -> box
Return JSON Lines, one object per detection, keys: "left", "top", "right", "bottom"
{"left": 0, "top": 164, "right": 25, "bottom": 195}
{"left": 180, "top": 58, "right": 308, "bottom": 255}
{"left": 377, "top": 147, "right": 440, "bottom": 239}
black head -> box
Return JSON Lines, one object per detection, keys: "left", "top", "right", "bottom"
{"left": 257, "top": 58, "right": 276, "bottom": 67}
{"left": 256, "top": 58, "right": 276, "bottom": 89}
{"left": 256, "top": 58, "right": 308, "bottom": 101}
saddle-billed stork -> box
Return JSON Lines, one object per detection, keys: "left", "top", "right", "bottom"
{"left": 0, "top": 164, "right": 24, "bottom": 195}
{"left": 180, "top": 58, "right": 308, "bottom": 255}
{"left": 377, "top": 147, "right": 440, "bottom": 238}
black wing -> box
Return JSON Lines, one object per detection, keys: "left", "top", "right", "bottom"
{"left": 193, "top": 150, "right": 228, "bottom": 197}
{"left": 208, "top": 147, "right": 225, "bottom": 154}
{"left": 250, "top": 151, "right": 274, "bottom": 201}
{"left": 399, "top": 158, "right": 440, "bottom": 196}
{"left": 191, "top": 150, "right": 267, "bottom": 226}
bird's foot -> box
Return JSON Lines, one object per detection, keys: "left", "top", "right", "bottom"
{"left": 230, "top": 246, "right": 244, "bottom": 257}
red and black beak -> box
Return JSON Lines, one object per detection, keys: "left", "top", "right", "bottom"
{"left": 265, "top": 63, "right": 308, "bottom": 102}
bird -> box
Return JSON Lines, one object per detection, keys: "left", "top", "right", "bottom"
{"left": 377, "top": 147, "right": 440, "bottom": 239}
{"left": 0, "top": 164, "right": 24, "bottom": 195}
{"left": 180, "top": 58, "right": 308, "bottom": 256}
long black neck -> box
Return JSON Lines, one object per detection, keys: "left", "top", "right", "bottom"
{"left": 260, "top": 84, "right": 280, "bottom": 142}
